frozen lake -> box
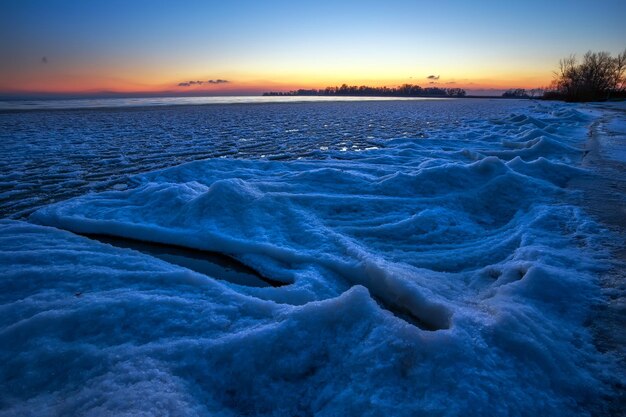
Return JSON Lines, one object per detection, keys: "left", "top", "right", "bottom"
{"left": 1, "top": 98, "right": 624, "bottom": 416}
{"left": 1, "top": 98, "right": 532, "bottom": 218}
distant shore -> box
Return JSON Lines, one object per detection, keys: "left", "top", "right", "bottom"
{"left": 0, "top": 95, "right": 514, "bottom": 113}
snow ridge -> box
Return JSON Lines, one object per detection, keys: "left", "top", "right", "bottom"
{"left": 0, "top": 102, "right": 616, "bottom": 416}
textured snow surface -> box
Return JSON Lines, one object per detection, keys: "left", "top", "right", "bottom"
{"left": 0, "top": 99, "right": 537, "bottom": 218}
{"left": 0, "top": 101, "right": 619, "bottom": 416}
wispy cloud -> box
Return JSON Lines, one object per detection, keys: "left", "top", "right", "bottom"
{"left": 427, "top": 75, "right": 440, "bottom": 80}
{"left": 41, "top": 56, "right": 48, "bottom": 64}
{"left": 178, "top": 79, "right": 229, "bottom": 87}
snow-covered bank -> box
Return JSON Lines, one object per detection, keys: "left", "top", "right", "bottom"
{"left": 1, "top": 102, "right": 622, "bottom": 415}
{"left": 573, "top": 102, "right": 626, "bottom": 414}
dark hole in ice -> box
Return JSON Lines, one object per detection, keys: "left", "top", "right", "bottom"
{"left": 371, "top": 295, "right": 449, "bottom": 331}
{"left": 83, "top": 234, "right": 287, "bottom": 288}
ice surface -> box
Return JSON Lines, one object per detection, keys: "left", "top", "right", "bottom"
{"left": 1, "top": 100, "right": 621, "bottom": 416}
{"left": 0, "top": 99, "right": 538, "bottom": 218}
{"left": 0, "top": 95, "right": 442, "bottom": 112}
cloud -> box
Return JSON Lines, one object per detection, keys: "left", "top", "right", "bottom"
{"left": 445, "top": 81, "right": 456, "bottom": 85}
{"left": 178, "top": 79, "right": 229, "bottom": 87}
{"left": 41, "top": 56, "right": 48, "bottom": 64}
{"left": 427, "top": 75, "right": 440, "bottom": 80}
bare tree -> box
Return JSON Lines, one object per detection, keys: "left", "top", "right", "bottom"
{"left": 612, "top": 49, "right": 626, "bottom": 91}
{"left": 549, "top": 49, "right": 626, "bottom": 101}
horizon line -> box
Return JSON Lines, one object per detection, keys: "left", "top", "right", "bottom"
{"left": 0, "top": 87, "right": 521, "bottom": 101}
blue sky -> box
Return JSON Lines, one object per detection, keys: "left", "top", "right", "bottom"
{"left": 1, "top": 0, "right": 625, "bottom": 95}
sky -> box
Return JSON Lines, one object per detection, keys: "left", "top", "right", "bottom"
{"left": 1, "top": 0, "right": 625, "bottom": 97}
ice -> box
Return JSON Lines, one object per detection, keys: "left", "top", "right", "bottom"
{"left": 0, "top": 99, "right": 540, "bottom": 218}
{"left": 1, "top": 100, "right": 622, "bottom": 415}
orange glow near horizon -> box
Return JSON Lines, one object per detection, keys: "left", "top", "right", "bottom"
{"left": 0, "top": 69, "right": 555, "bottom": 96}
{"left": 2, "top": 1, "right": 624, "bottom": 97}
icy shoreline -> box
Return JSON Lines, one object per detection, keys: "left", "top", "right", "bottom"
{"left": 1, "top": 101, "right": 623, "bottom": 416}
{"left": 573, "top": 102, "right": 626, "bottom": 414}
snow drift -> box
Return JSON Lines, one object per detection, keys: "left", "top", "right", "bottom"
{"left": 0, "top": 102, "right": 617, "bottom": 416}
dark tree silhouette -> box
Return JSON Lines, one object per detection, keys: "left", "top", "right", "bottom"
{"left": 263, "top": 84, "right": 466, "bottom": 98}
{"left": 545, "top": 49, "right": 626, "bottom": 101}
{"left": 502, "top": 89, "right": 529, "bottom": 98}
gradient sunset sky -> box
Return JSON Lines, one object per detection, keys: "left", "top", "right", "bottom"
{"left": 1, "top": 0, "right": 625, "bottom": 97}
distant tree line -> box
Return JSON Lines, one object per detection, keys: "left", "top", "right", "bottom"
{"left": 263, "top": 50, "right": 626, "bottom": 102}
{"left": 501, "top": 88, "right": 544, "bottom": 99}
{"left": 263, "top": 84, "right": 466, "bottom": 98}
{"left": 502, "top": 88, "right": 529, "bottom": 98}
{"left": 544, "top": 49, "right": 626, "bottom": 102}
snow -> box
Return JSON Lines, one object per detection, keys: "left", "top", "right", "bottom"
{"left": 0, "top": 100, "right": 621, "bottom": 416}
{"left": 0, "top": 99, "right": 543, "bottom": 218}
